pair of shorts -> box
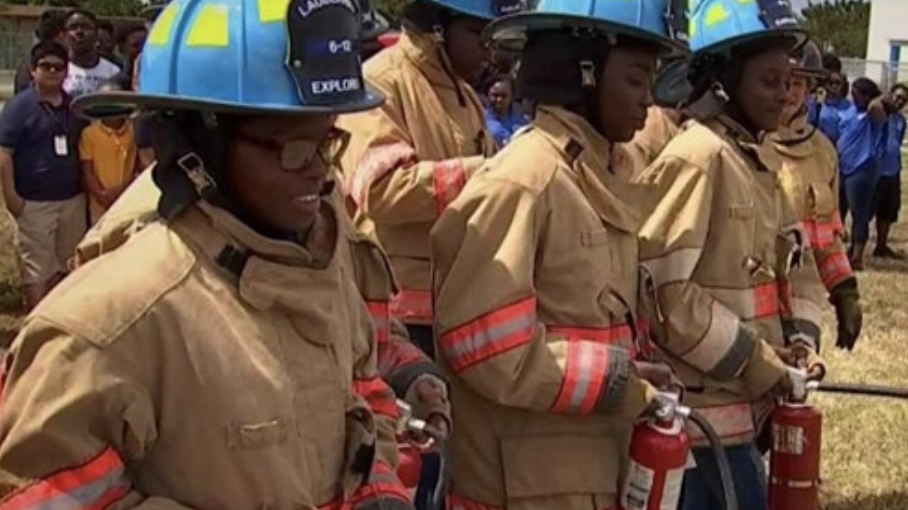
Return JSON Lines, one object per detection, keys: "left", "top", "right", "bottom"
{"left": 875, "top": 174, "right": 901, "bottom": 223}
{"left": 14, "top": 194, "right": 87, "bottom": 285}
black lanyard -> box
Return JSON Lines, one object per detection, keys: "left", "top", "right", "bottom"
{"left": 40, "top": 101, "right": 69, "bottom": 136}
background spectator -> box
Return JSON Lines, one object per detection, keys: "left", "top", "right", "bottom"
{"left": 96, "top": 19, "right": 118, "bottom": 64}
{"left": 837, "top": 77, "right": 888, "bottom": 269}
{"left": 822, "top": 52, "right": 843, "bottom": 74}
{"left": 63, "top": 8, "right": 121, "bottom": 98}
{"left": 483, "top": 77, "right": 528, "bottom": 149}
{"left": 0, "top": 42, "right": 87, "bottom": 310}
{"left": 112, "top": 21, "right": 148, "bottom": 84}
{"left": 13, "top": 10, "right": 68, "bottom": 95}
{"left": 79, "top": 81, "right": 141, "bottom": 225}
{"left": 873, "top": 83, "right": 908, "bottom": 259}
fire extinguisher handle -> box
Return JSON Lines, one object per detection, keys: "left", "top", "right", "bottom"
{"left": 687, "top": 409, "right": 740, "bottom": 510}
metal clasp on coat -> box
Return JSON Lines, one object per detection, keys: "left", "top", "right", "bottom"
{"left": 744, "top": 256, "right": 776, "bottom": 279}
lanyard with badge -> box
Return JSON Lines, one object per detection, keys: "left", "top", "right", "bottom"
{"left": 42, "top": 101, "right": 70, "bottom": 156}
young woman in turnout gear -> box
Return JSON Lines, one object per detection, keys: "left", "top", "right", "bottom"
{"left": 631, "top": 0, "right": 827, "bottom": 508}
{"left": 69, "top": 0, "right": 452, "bottom": 447}
{"left": 0, "top": 2, "right": 417, "bottom": 510}
{"left": 770, "top": 40, "right": 863, "bottom": 353}
{"left": 429, "top": 1, "right": 689, "bottom": 509}
{"left": 336, "top": 0, "right": 527, "bottom": 359}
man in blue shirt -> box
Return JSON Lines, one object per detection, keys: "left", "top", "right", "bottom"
{"left": 874, "top": 83, "right": 908, "bottom": 259}
{"left": 0, "top": 42, "right": 87, "bottom": 310}
{"left": 483, "top": 77, "right": 528, "bottom": 149}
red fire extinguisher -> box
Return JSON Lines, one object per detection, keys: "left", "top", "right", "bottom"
{"left": 769, "top": 369, "right": 822, "bottom": 510}
{"left": 619, "top": 393, "right": 690, "bottom": 510}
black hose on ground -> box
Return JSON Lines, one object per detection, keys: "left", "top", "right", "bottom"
{"left": 810, "top": 381, "right": 908, "bottom": 400}
{"left": 687, "top": 409, "right": 740, "bottom": 510}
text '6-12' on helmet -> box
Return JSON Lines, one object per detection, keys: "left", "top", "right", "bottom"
{"left": 688, "top": 0, "right": 807, "bottom": 57}
{"left": 486, "top": 0, "right": 690, "bottom": 57}
{"left": 421, "top": 0, "right": 529, "bottom": 21}
{"left": 72, "top": 0, "right": 384, "bottom": 119}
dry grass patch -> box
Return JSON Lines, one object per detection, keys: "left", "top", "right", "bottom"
{"left": 0, "top": 194, "right": 23, "bottom": 348}
{"left": 1, "top": 169, "right": 908, "bottom": 508}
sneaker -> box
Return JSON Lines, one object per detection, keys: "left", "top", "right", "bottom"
{"left": 872, "top": 246, "right": 906, "bottom": 259}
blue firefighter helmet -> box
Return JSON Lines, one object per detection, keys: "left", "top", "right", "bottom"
{"left": 421, "top": 0, "right": 528, "bottom": 21}
{"left": 689, "top": 0, "right": 807, "bottom": 56}
{"left": 487, "top": 0, "right": 689, "bottom": 56}
{"left": 73, "top": 0, "right": 383, "bottom": 119}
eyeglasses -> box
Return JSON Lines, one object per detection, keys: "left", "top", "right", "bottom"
{"left": 36, "top": 61, "right": 66, "bottom": 73}
{"left": 232, "top": 127, "right": 351, "bottom": 171}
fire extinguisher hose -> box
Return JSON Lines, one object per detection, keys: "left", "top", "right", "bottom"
{"left": 686, "top": 409, "right": 740, "bottom": 510}
{"left": 429, "top": 438, "right": 448, "bottom": 510}
{"left": 810, "top": 381, "right": 908, "bottom": 400}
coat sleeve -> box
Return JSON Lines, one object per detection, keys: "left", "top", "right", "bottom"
{"left": 432, "top": 177, "right": 656, "bottom": 420}
{"left": 349, "top": 235, "right": 447, "bottom": 399}
{"left": 339, "top": 77, "right": 485, "bottom": 226}
{"left": 0, "top": 319, "right": 194, "bottom": 510}
{"left": 350, "top": 318, "right": 412, "bottom": 509}
{"left": 810, "top": 151, "right": 854, "bottom": 292}
{"left": 636, "top": 157, "right": 789, "bottom": 398}
{"left": 777, "top": 198, "right": 827, "bottom": 353}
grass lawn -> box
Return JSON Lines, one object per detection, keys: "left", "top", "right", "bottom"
{"left": 2, "top": 168, "right": 908, "bottom": 508}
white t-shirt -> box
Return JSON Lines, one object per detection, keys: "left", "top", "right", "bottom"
{"left": 63, "top": 58, "right": 121, "bottom": 98}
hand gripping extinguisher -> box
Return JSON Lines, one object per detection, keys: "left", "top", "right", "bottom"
{"left": 395, "top": 400, "right": 448, "bottom": 510}
{"left": 769, "top": 369, "right": 822, "bottom": 510}
{"left": 395, "top": 400, "right": 426, "bottom": 489}
{"left": 620, "top": 393, "right": 740, "bottom": 510}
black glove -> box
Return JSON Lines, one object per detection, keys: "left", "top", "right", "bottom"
{"left": 830, "top": 278, "right": 863, "bottom": 351}
{"left": 353, "top": 498, "right": 415, "bottom": 510}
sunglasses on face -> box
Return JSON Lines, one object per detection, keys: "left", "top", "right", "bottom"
{"left": 231, "top": 127, "right": 351, "bottom": 170}
{"left": 35, "top": 61, "right": 66, "bottom": 73}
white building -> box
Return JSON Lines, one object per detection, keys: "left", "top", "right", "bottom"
{"left": 860, "top": 0, "right": 908, "bottom": 87}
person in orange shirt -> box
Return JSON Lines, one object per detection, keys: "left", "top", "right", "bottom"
{"left": 79, "top": 80, "right": 140, "bottom": 224}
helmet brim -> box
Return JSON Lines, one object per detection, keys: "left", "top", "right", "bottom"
{"left": 72, "top": 88, "right": 385, "bottom": 120}
{"left": 694, "top": 28, "right": 809, "bottom": 59}
{"left": 420, "top": 0, "right": 494, "bottom": 21}
{"left": 654, "top": 59, "right": 693, "bottom": 108}
{"left": 486, "top": 12, "right": 690, "bottom": 57}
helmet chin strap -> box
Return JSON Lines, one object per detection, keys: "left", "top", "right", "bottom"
{"left": 685, "top": 83, "right": 730, "bottom": 122}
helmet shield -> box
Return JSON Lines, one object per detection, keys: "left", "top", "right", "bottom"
{"left": 286, "top": 0, "right": 367, "bottom": 107}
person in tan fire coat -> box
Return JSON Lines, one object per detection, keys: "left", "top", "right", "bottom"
{"left": 430, "top": 1, "right": 693, "bottom": 509}
{"left": 771, "top": 40, "right": 863, "bottom": 352}
{"left": 632, "top": 1, "right": 827, "bottom": 509}
{"left": 622, "top": 58, "right": 689, "bottom": 179}
{"left": 0, "top": 2, "right": 415, "bottom": 510}
{"left": 336, "top": 0, "right": 527, "bottom": 358}
{"left": 69, "top": 0, "right": 452, "bottom": 434}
